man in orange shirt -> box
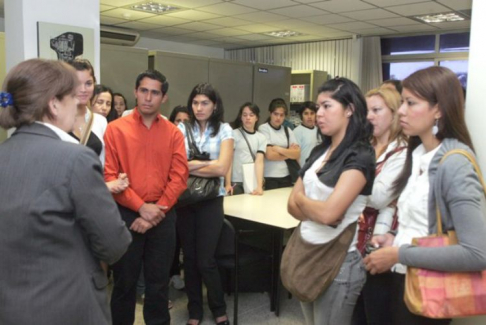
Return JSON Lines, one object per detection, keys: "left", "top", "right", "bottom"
{"left": 104, "top": 70, "right": 188, "bottom": 325}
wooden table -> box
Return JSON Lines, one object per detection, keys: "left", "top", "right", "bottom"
{"left": 223, "top": 187, "right": 299, "bottom": 316}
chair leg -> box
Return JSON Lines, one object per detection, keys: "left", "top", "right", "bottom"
{"left": 234, "top": 264, "right": 238, "bottom": 325}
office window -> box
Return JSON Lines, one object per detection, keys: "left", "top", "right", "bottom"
{"left": 381, "top": 35, "right": 435, "bottom": 55}
{"left": 440, "top": 60, "right": 468, "bottom": 88}
{"left": 439, "top": 32, "right": 470, "bottom": 53}
{"left": 383, "top": 61, "right": 435, "bottom": 81}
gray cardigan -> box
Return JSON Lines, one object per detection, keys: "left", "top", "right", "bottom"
{"left": 399, "top": 138, "right": 486, "bottom": 272}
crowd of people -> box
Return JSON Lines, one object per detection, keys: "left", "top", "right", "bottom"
{"left": 0, "top": 57, "right": 485, "bottom": 325}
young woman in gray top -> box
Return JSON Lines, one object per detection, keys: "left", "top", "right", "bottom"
{"left": 364, "top": 66, "right": 486, "bottom": 324}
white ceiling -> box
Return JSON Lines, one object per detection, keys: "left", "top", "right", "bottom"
{"left": 3, "top": 0, "right": 473, "bottom": 49}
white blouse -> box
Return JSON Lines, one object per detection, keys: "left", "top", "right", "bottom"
{"left": 392, "top": 143, "right": 442, "bottom": 274}
{"left": 300, "top": 150, "right": 368, "bottom": 251}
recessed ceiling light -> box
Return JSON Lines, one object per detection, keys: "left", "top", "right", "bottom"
{"left": 131, "top": 2, "right": 180, "bottom": 14}
{"left": 413, "top": 12, "right": 466, "bottom": 23}
{"left": 264, "top": 30, "right": 305, "bottom": 38}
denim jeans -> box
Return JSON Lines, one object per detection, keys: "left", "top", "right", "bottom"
{"left": 301, "top": 250, "right": 366, "bottom": 325}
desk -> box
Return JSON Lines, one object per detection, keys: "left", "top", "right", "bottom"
{"left": 223, "top": 187, "right": 299, "bottom": 316}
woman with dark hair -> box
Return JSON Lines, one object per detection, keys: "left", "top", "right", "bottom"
{"left": 0, "top": 59, "right": 131, "bottom": 325}
{"left": 364, "top": 66, "right": 486, "bottom": 325}
{"left": 293, "top": 101, "right": 320, "bottom": 166}
{"left": 352, "top": 87, "right": 407, "bottom": 325}
{"left": 177, "top": 83, "right": 233, "bottom": 325}
{"left": 169, "top": 105, "right": 189, "bottom": 126}
{"left": 287, "top": 77, "right": 375, "bottom": 325}
{"left": 113, "top": 93, "right": 127, "bottom": 117}
{"left": 225, "top": 102, "right": 267, "bottom": 195}
{"left": 259, "top": 98, "right": 301, "bottom": 190}
{"left": 91, "top": 84, "right": 118, "bottom": 123}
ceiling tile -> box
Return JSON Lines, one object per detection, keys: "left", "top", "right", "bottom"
{"left": 331, "top": 21, "right": 377, "bottom": 31}
{"left": 340, "top": 8, "right": 399, "bottom": 20}
{"left": 115, "top": 21, "right": 160, "bottom": 30}
{"left": 235, "top": 24, "right": 282, "bottom": 33}
{"left": 430, "top": 20, "right": 471, "bottom": 29}
{"left": 269, "top": 4, "right": 329, "bottom": 18}
{"left": 217, "top": 37, "right": 249, "bottom": 43}
{"left": 139, "top": 15, "right": 190, "bottom": 26}
{"left": 206, "top": 28, "right": 249, "bottom": 37}
{"left": 184, "top": 31, "right": 221, "bottom": 39}
{"left": 190, "top": 39, "right": 223, "bottom": 46}
{"left": 100, "top": 15, "right": 127, "bottom": 25}
{"left": 203, "top": 17, "right": 254, "bottom": 27}
{"left": 372, "top": 17, "right": 420, "bottom": 27}
{"left": 292, "top": 0, "right": 331, "bottom": 3}
{"left": 268, "top": 19, "right": 319, "bottom": 29}
{"left": 363, "top": 0, "right": 429, "bottom": 6}
{"left": 100, "top": 4, "right": 115, "bottom": 12}
{"left": 162, "top": 0, "right": 222, "bottom": 8}
{"left": 232, "top": 0, "right": 297, "bottom": 10}
{"left": 164, "top": 9, "right": 221, "bottom": 21}
{"left": 175, "top": 21, "right": 221, "bottom": 31}
{"left": 306, "top": 14, "right": 355, "bottom": 25}
{"left": 102, "top": 8, "right": 157, "bottom": 20}
{"left": 390, "top": 24, "right": 439, "bottom": 32}
{"left": 165, "top": 35, "right": 199, "bottom": 42}
{"left": 435, "top": 0, "right": 472, "bottom": 10}
{"left": 234, "top": 11, "right": 289, "bottom": 23}
{"left": 236, "top": 34, "right": 274, "bottom": 41}
{"left": 309, "top": 0, "right": 376, "bottom": 13}
{"left": 297, "top": 25, "right": 343, "bottom": 35}
{"left": 198, "top": 2, "right": 257, "bottom": 15}
{"left": 386, "top": 2, "right": 451, "bottom": 16}
{"left": 358, "top": 27, "right": 397, "bottom": 35}
{"left": 148, "top": 26, "right": 194, "bottom": 35}
{"left": 140, "top": 31, "right": 170, "bottom": 39}
{"left": 287, "top": 35, "right": 325, "bottom": 41}
{"left": 100, "top": 0, "right": 140, "bottom": 6}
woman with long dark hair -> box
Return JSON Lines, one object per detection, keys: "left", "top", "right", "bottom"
{"left": 177, "top": 83, "right": 233, "bottom": 325}
{"left": 288, "top": 78, "right": 375, "bottom": 324}
{"left": 364, "top": 66, "right": 486, "bottom": 325}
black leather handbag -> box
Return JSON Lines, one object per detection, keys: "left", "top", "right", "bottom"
{"left": 176, "top": 122, "right": 220, "bottom": 207}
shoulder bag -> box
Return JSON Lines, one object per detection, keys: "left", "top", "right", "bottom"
{"left": 283, "top": 126, "right": 301, "bottom": 184}
{"left": 280, "top": 221, "right": 357, "bottom": 302}
{"left": 405, "top": 149, "right": 486, "bottom": 318}
{"left": 80, "top": 109, "right": 94, "bottom": 146}
{"left": 176, "top": 122, "right": 220, "bottom": 207}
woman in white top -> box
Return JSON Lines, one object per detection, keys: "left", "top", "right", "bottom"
{"left": 364, "top": 67, "right": 486, "bottom": 324}
{"left": 259, "top": 98, "right": 300, "bottom": 190}
{"left": 68, "top": 59, "right": 127, "bottom": 194}
{"left": 352, "top": 87, "right": 407, "bottom": 325}
{"left": 225, "top": 102, "right": 267, "bottom": 196}
{"left": 293, "top": 101, "right": 321, "bottom": 166}
{"left": 288, "top": 78, "right": 375, "bottom": 325}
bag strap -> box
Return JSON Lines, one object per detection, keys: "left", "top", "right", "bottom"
{"left": 80, "top": 109, "right": 94, "bottom": 146}
{"left": 183, "top": 121, "right": 202, "bottom": 157}
{"left": 283, "top": 125, "right": 290, "bottom": 149}
{"left": 436, "top": 149, "right": 486, "bottom": 235}
{"left": 238, "top": 128, "right": 256, "bottom": 162}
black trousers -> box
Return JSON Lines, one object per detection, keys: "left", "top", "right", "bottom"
{"left": 111, "top": 205, "right": 176, "bottom": 325}
{"left": 264, "top": 175, "right": 292, "bottom": 190}
{"left": 352, "top": 271, "right": 394, "bottom": 325}
{"left": 389, "top": 273, "right": 451, "bottom": 325}
{"left": 177, "top": 196, "right": 226, "bottom": 320}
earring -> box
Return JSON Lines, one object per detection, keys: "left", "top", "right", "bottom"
{"left": 432, "top": 118, "right": 439, "bottom": 136}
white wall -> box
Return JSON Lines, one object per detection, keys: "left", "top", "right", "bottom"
{"left": 4, "top": 0, "right": 100, "bottom": 78}
{"left": 135, "top": 36, "right": 224, "bottom": 58}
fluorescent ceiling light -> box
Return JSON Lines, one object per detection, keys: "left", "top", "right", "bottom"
{"left": 264, "top": 30, "right": 304, "bottom": 38}
{"left": 414, "top": 12, "right": 466, "bottom": 23}
{"left": 131, "top": 2, "right": 180, "bottom": 14}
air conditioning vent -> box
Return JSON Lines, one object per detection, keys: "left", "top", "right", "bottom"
{"left": 100, "top": 26, "right": 140, "bottom": 46}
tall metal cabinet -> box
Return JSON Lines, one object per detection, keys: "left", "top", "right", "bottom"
{"left": 253, "top": 63, "right": 292, "bottom": 123}
{"left": 100, "top": 44, "right": 149, "bottom": 110}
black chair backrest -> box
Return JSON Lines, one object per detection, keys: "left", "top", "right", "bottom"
{"left": 216, "top": 218, "right": 236, "bottom": 257}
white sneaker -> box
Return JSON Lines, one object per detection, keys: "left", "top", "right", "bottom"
{"left": 171, "top": 275, "right": 185, "bottom": 290}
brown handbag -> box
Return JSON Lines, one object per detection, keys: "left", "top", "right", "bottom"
{"left": 280, "top": 221, "right": 357, "bottom": 302}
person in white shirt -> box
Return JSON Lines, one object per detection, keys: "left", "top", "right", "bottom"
{"left": 288, "top": 77, "right": 375, "bottom": 325}
{"left": 352, "top": 87, "right": 407, "bottom": 325}
{"left": 225, "top": 102, "right": 267, "bottom": 196}
{"left": 259, "top": 98, "right": 300, "bottom": 190}
{"left": 293, "top": 101, "right": 321, "bottom": 166}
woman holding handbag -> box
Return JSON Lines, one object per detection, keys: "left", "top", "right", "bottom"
{"left": 225, "top": 102, "right": 267, "bottom": 196}
{"left": 352, "top": 87, "right": 407, "bottom": 325}
{"left": 364, "top": 66, "right": 486, "bottom": 324}
{"left": 177, "top": 83, "right": 234, "bottom": 325}
{"left": 286, "top": 77, "right": 375, "bottom": 325}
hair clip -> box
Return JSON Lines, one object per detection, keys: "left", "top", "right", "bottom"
{"left": 0, "top": 92, "right": 13, "bottom": 108}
